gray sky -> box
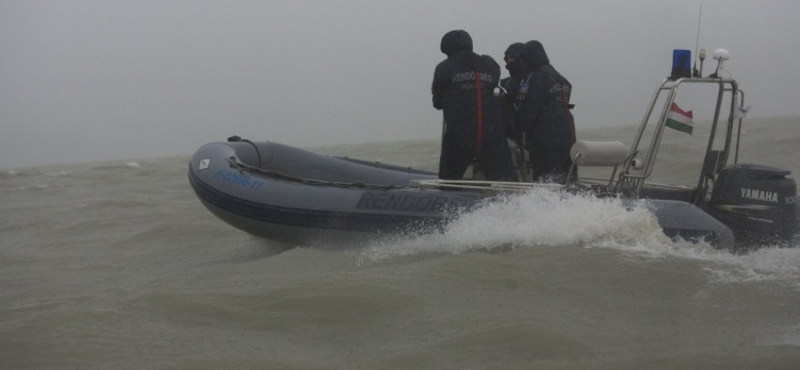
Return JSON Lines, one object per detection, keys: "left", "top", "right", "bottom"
{"left": 2, "top": 0, "right": 799, "bottom": 169}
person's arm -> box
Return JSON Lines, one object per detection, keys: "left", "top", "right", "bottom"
{"left": 520, "top": 72, "right": 547, "bottom": 133}
{"left": 486, "top": 56, "right": 501, "bottom": 89}
{"left": 431, "top": 62, "right": 448, "bottom": 110}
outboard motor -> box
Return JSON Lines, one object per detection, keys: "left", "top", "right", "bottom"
{"left": 704, "top": 164, "right": 797, "bottom": 248}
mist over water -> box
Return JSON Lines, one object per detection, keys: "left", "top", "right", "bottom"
{"left": 3, "top": 120, "right": 800, "bottom": 369}
{"left": 5, "top": 1, "right": 800, "bottom": 170}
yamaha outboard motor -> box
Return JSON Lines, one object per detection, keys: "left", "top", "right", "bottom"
{"left": 704, "top": 164, "right": 797, "bottom": 249}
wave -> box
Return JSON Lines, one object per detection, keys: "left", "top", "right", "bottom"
{"left": 357, "top": 187, "right": 670, "bottom": 260}
{"left": 355, "top": 186, "right": 800, "bottom": 288}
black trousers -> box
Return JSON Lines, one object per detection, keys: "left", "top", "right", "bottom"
{"left": 439, "top": 129, "right": 518, "bottom": 181}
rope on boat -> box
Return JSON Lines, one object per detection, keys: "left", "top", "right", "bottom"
{"left": 226, "top": 158, "right": 620, "bottom": 196}
{"left": 227, "top": 158, "right": 405, "bottom": 190}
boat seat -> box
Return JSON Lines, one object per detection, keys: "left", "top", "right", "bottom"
{"left": 566, "top": 140, "right": 630, "bottom": 184}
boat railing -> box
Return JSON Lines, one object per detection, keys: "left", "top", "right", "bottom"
{"left": 616, "top": 76, "right": 741, "bottom": 199}
{"left": 733, "top": 88, "right": 746, "bottom": 164}
{"left": 408, "top": 179, "right": 562, "bottom": 192}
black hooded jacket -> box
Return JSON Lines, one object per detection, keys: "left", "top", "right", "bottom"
{"left": 500, "top": 42, "right": 525, "bottom": 136}
{"left": 431, "top": 30, "right": 502, "bottom": 132}
{"left": 431, "top": 30, "right": 515, "bottom": 181}
{"left": 514, "top": 40, "right": 576, "bottom": 178}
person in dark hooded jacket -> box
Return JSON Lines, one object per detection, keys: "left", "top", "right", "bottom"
{"left": 431, "top": 30, "right": 517, "bottom": 181}
{"left": 512, "top": 40, "right": 577, "bottom": 183}
{"left": 499, "top": 42, "right": 525, "bottom": 140}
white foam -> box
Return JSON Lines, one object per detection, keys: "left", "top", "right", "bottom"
{"left": 610, "top": 232, "right": 800, "bottom": 288}
{"left": 42, "top": 170, "right": 68, "bottom": 178}
{"left": 126, "top": 161, "right": 141, "bottom": 168}
{"left": 357, "top": 187, "right": 800, "bottom": 288}
{"left": 700, "top": 245, "right": 800, "bottom": 287}
{"left": 359, "top": 187, "right": 672, "bottom": 263}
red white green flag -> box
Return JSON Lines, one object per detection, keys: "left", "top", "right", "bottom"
{"left": 665, "top": 103, "right": 693, "bottom": 134}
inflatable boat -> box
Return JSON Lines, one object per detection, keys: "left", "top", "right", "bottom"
{"left": 189, "top": 49, "right": 798, "bottom": 251}
{"left": 189, "top": 138, "right": 737, "bottom": 249}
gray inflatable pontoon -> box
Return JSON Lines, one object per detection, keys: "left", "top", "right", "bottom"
{"left": 188, "top": 138, "right": 735, "bottom": 250}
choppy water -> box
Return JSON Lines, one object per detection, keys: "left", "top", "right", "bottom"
{"left": 3, "top": 118, "right": 800, "bottom": 369}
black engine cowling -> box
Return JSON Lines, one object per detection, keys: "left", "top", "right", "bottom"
{"left": 704, "top": 164, "right": 797, "bottom": 248}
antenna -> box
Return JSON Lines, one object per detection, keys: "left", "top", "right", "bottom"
{"left": 692, "top": 4, "right": 703, "bottom": 77}
{"left": 709, "top": 48, "right": 730, "bottom": 78}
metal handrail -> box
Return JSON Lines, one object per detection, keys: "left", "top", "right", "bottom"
{"left": 409, "top": 179, "right": 562, "bottom": 192}
{"left": 617, "top": 76, "right": 741, "bottom": 199}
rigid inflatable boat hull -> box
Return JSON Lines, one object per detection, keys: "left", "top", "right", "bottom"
{"left": 188, "top": 140, "right": 735, "bottom": 250}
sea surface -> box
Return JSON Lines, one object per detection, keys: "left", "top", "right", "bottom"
{"left": 3, "top": 117, "right": 800, "bottom": 369}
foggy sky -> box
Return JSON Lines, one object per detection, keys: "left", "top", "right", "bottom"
{"left": 2, "top": 0, "right": 799, "bottom": 169}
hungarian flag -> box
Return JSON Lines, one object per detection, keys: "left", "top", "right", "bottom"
{"left": 665, "top": 103, "right": 693, "bottom": 134}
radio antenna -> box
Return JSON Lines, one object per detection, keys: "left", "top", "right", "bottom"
{"left": 692, "top": 4, "right": 703, "bottom": 77}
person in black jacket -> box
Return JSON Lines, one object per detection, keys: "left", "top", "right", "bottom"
{"left": 512, "top": 40, "right": 577, "bottom": 183}
{"left": 431, "top": 30, "right": 517, "bottom": 181}
{"left": 500, "top": 42, "right": 525, "bottom": 140}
